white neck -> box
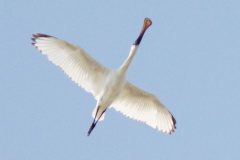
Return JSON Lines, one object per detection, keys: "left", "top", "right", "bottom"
{"left": 119, "top": 45, "right": 139, "bottom": 74}
{"left": 118, "top": 18, "right": 152, "bottom": 75}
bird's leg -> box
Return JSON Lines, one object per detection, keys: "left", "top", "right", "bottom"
{"left": 87, "top": 107, "right": 99, "bottom": 136}
{"left": 87, "top": 119, "right": 96, "bottom": 136}
{"left": 94, "top": 106, "right": 100, "bottom": 120}
{"left": 87, "top": 108, "right": 107, "bottom": 136}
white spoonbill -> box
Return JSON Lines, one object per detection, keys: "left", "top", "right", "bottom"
{"left": 32, "top": 18, "right": 176, "bottom": 136}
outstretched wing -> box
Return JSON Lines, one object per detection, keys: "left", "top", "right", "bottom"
{"left": 32, "top": 33, "right": 109, "bottom": 99}
{"left": 112, "top": 82, "right": 176, "bottom": 134}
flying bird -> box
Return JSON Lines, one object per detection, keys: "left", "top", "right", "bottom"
{"left": 32, "top": 18, "right": 176, "bottom": 136}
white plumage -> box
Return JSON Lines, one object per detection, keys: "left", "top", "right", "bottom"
{"left": 32, "top": 18, "right": 176, "bottom": 136}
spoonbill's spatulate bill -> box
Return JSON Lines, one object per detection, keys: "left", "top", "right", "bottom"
{"left": 32, "top": 18, "right": 176, "bottom": 136}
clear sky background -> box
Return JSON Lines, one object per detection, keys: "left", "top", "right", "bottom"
{"left": 1, "top": 0, "right": 240, "bottom": 159}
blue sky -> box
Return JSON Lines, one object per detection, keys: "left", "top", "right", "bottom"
{"left": 1, "top": 0, "right": 240, "bottom": 159}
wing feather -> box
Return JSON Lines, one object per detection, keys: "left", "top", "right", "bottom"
{"left": 32, "top": 33, "right": 109, "bottom": 98}
{"left": 112, "top": 82, "right": 176, "bottom": 134}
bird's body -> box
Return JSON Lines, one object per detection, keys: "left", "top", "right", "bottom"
{"left": 32, "top": 18, "right": 176, "bottom": 136}
{"left": 93, "top": 70, "right": 127, "bottom": 120}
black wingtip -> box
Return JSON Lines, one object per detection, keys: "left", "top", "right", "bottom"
{"left": 172, "top": 114, "right": 177, "bottom": 129}
{"left": 169, "top": 113, "right": 177, "bottom": 135}
{"left": 33, "top": 33, "right": 52, "bottom": 38}
{"left": 31, "top": 33, "right": 54, "bottom": 48}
